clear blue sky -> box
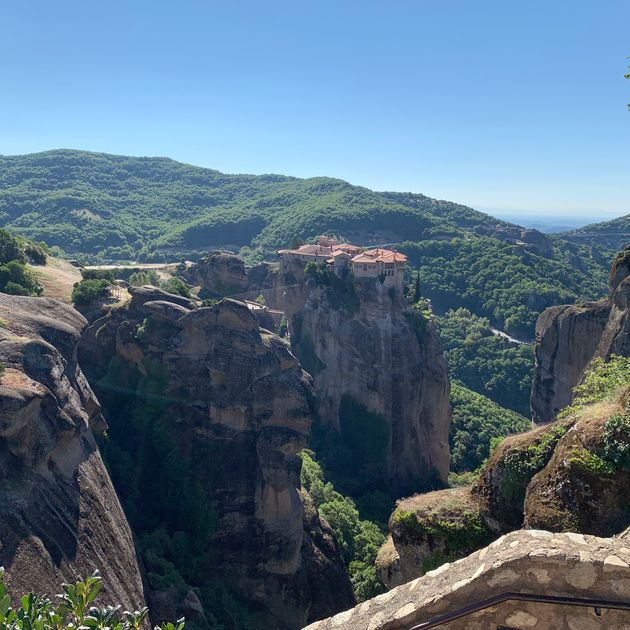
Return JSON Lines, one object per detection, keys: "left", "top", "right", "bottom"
{"left": 1, "top": 0, "right": 628, "bottom": 217}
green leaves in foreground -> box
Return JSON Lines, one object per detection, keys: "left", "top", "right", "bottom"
{"left": 0, "top": 568, "right": 184, "bottom": 630}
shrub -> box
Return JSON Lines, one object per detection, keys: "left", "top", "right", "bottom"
{"left": 161, "top": 277, "right": 191, "bottom": 298}
{"left": 23, "top": 241, "right": 47, "bottom": 265}
{"left": 278, "top": 315, "right": 288, "bottom": 338}
{"left": 0, "top": 229, "right": 24, "bottom": 265}
{"left": 0, "top": 568, "right": 183, "bottom": 630}
{"left": 72, "top": 279, "right": 111, "bottom": 305}
{"left": 603, "top": 409, "right": 630, "bottom": 469}
{"left": 0, "top": 260, "right": 43, "bottom": 296}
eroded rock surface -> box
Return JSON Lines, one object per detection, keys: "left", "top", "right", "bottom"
{"left": 377, "top": 487, "right": 493, "bottom": 590}
{"left": 524, "top": 397, "right": 630, "bottom": 536}
{"left": 79, "top": 286, "right": 352, "bottom": 628}
{"left": 281, "top": 265, "right": 450, "bottom": 496}
{"left": 307, "top": 530, "right": 630, "bottom": 630}
{"left": 0, "top": 294, "right": 146, "bottom": 610}
{"left": 532, "top": 246, "right": 630, "bottom": 423}
{"left": 182, "top": 251, "right": 282, "bottom": 306}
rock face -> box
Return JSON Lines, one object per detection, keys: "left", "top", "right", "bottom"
{"left": 0, "top": 294, "right": 146, "bottom": 610}
{"left": 78, "top": 286, "right": 352, "bottom": 628}
{"left": 377, "top": 385, "right": 630, "bottom": 589}
{"left": 377, "top": 487, "right": 494, "bottom": 590}
{"left": 306, "top": 530, "right": 630, "bottom": 630}
{"left": 281, "top": 266, "right": 450, "bottom": 496}
{"left": 182, "top": 251, "right": 282, "bottom": 307}
{"left": 524, "top": 398, "right": 630, "bottom": 537}
{"left": 531, "top": 246, "right": 630, "bottom": 423}
{"left": 182, "top": 251, "right": 249, "bottom": 297}
{"left": 473, "top": 420, "right": 572, "bottom": 534}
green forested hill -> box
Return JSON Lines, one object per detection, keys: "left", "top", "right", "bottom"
{"left": 562, "top": 213, "right": 630, "bottom": 253}
{"left": 0, "top": 149, "right": 504, "bottom": 260}
{"left": 0, "top": 149, "right": 611, "bottom": 336}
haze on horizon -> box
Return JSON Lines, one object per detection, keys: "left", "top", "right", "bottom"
{"left": 1, "top": 0, "right": 628, "bottom": 218}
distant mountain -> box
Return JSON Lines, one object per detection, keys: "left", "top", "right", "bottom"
{"left": 0, "top": 149, "right": 611, "bottom": 337}
{"left": 492, "top": 214, "right": 603, "bottom": 234}
{"left": 561, "top": 214, "right": 630, "bottom": 252}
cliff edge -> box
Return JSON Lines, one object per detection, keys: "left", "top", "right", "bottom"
{"left": 0, "top": 294, "right": 146, "bottom": 610}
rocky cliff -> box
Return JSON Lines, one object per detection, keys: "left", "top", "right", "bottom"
{"left": 531, "top": 246, "right": 630, "bottom": 422}
{"left": 0, "top": 294, "right": 146, "bottom": 610}
{"left": 377, "top": 379, "right": 630, "bottom": 588}
{"left": 182, "top": 250, "right": 283, "bottom": 307}
{"left": 280, "top": 265, "right": 450, "bottom": 497}
{"left": 78, "top": 286, "right": 353, "bottom": 628}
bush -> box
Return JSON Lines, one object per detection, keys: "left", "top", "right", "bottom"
{"left": 161, "top": 277, "right": 191, "bottom": 298}
{"left": 0, "top": 568, "right": 183, "bottom": 630}
{"left": 603, "top": 408, "right": 630, "bottom": 469}
{"left": 0, "top": 229, "right": 24, "bottom": 265}
{"left": 72, "top": 279, "right": 111, "bottom": 305}
{"left": 0, "top": 260, "right": 42, "bottom": 296}
{"left": 23, "top": 241, "right": 47, "bottom": 265}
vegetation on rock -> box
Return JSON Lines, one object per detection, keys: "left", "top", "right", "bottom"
{"left": 300, "top": 451, "right": 385, "bottom": 602}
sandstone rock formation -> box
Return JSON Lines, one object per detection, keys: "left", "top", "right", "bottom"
{"left": 376, "top": 487, "right": 493, "bottom": 590}
{"left": 280, "top": 265, "right": 450, "bottom": 496}
{"left": 181, "top": 250, "right": 249, "bottom": 297}
{"left": 524, "top": 396, "right": 630, "bottom": 536}
{"left": 473, "top": 419, "right": 572, "bottom": 534}
{"left": 531, "top": 246, "right": 630, "bottom": 423}
{"left": 306, "top": 530, "right": 630, "bottom": 630}
{"left": 182, "top": 250, "right": 282, "bottom": 307}
{"left": 377, "top": 386, "right": 630, "bottom": 589}
{"left": 0, "top": 294, "right": 146, "bottom": 611}
{"left": 79, "top": 286, "right": 353, "bottom": 628}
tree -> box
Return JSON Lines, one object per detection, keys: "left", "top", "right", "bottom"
{"left": 0, "top": 229, "right": 24, "bottom": 265}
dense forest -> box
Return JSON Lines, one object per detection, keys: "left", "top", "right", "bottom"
{"left": 403, "top": 236, "right": 608, "bottom": 337}
{"left": 0, "top": 150, "right": 612, "bottom": 338}
{"left": 437, "top": 308, "right": 533, "bottom": 414}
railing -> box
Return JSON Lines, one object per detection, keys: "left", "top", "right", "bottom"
{"left": 407, "top": 592, "right": 630, "bottom": 629}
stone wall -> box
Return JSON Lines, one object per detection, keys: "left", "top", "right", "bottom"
{"left": 306, "top": 530, "right": 630, "bottom": 630}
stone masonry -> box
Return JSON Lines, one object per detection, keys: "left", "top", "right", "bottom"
{"left": 305, "top": 530, "right": 630, "bottom": 630}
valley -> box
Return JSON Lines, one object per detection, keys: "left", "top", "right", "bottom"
{"left": 0, "top": 153, "right": 628, "bottom": 629}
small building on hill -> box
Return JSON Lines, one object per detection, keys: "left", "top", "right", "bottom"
{"left": 350, "top": 248, "right": 407, "bottom": 287}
